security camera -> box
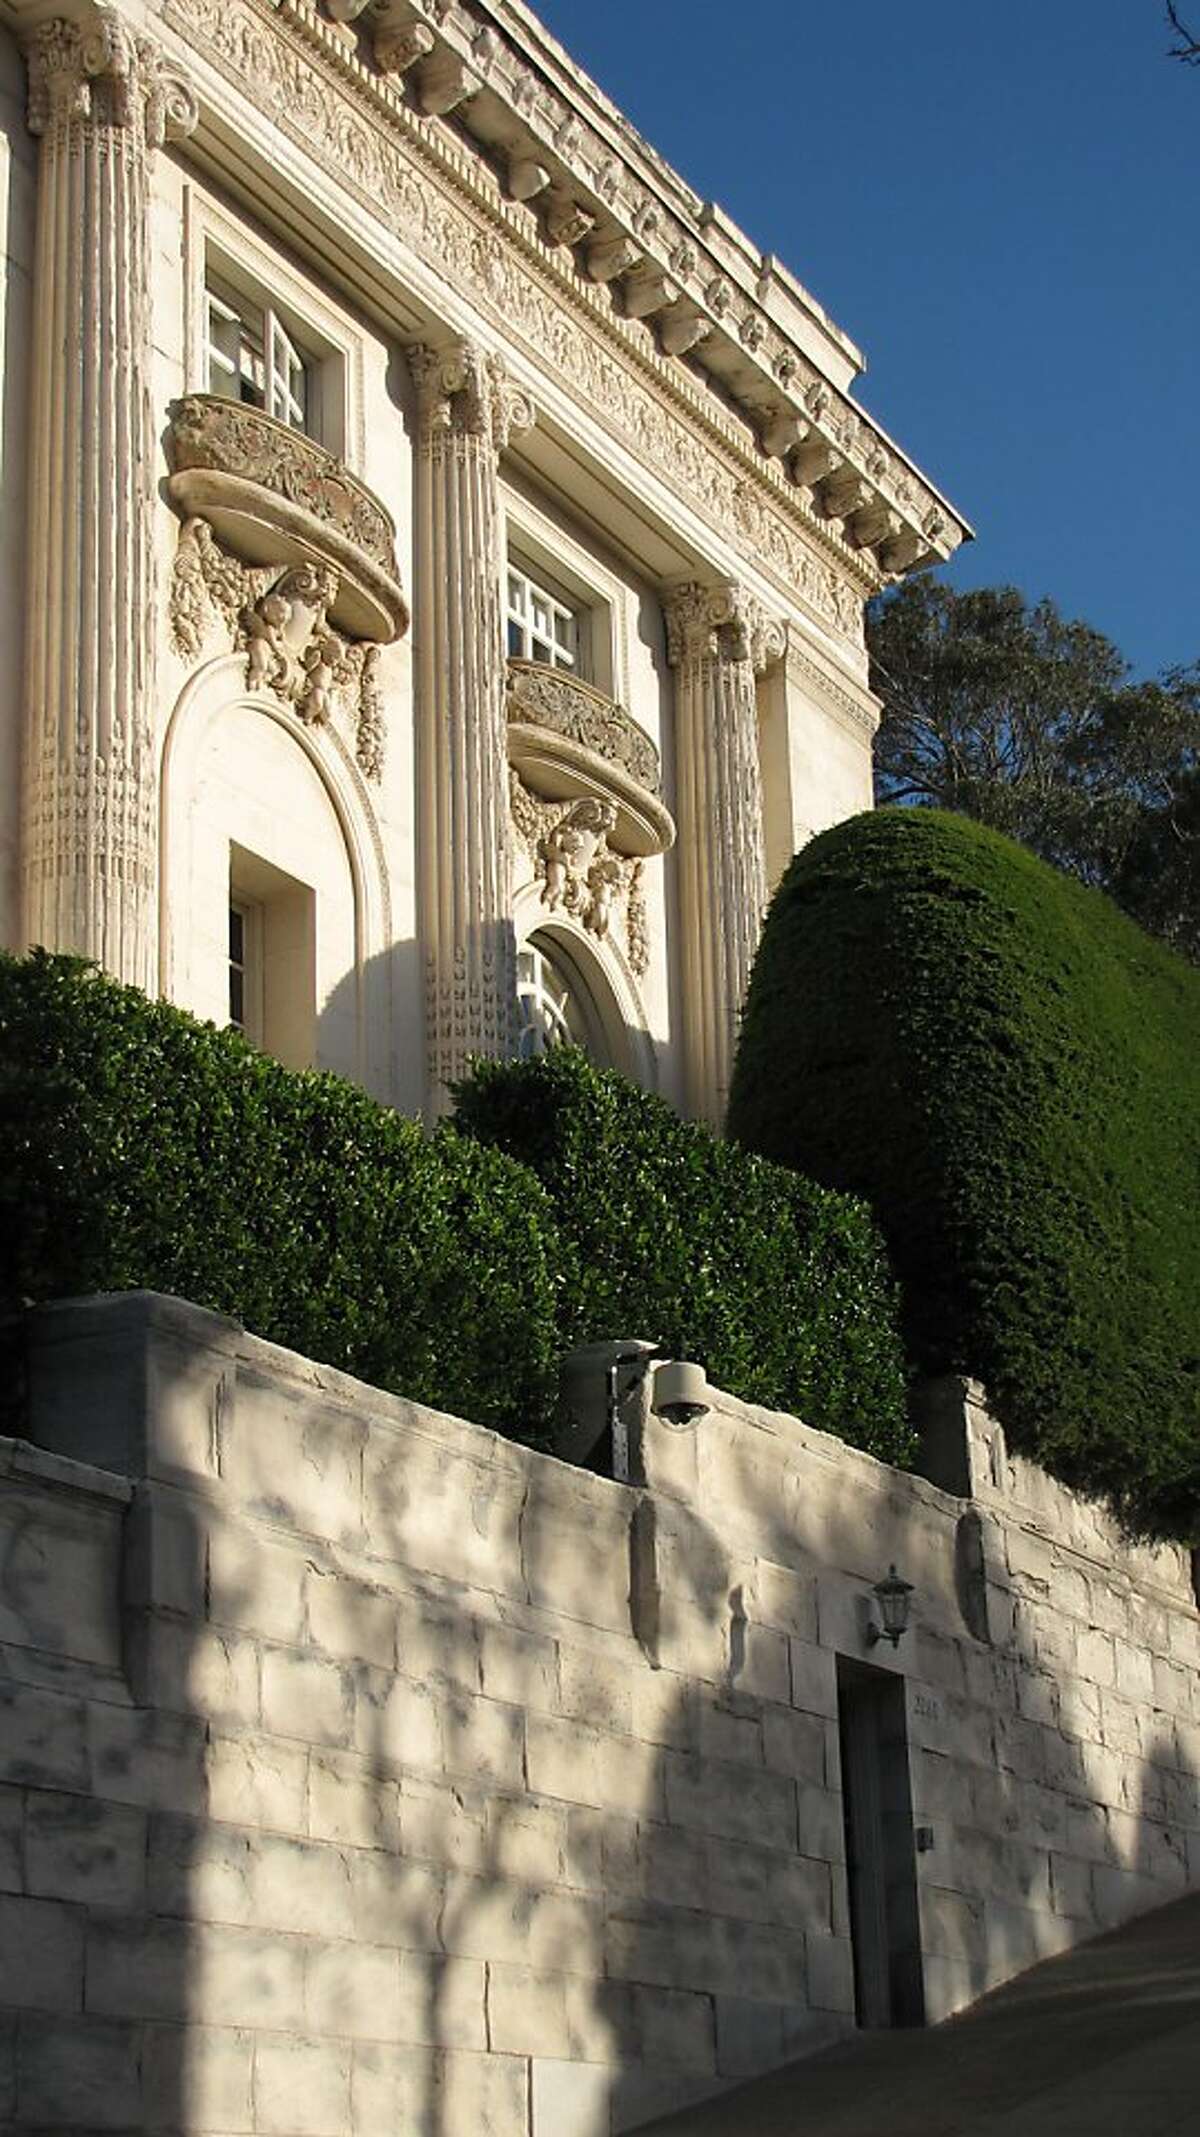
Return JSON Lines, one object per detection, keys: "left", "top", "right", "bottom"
{"left": 651, "top": 1358, "right": 709, "bottom": 1430}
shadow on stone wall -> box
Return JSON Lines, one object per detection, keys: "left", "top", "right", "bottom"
{"left": 6, "top": 1303, "right": 1200, "bottom": 2135}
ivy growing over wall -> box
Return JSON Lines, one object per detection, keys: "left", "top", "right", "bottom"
{"left": 452, "top": 1048, "right": 912, "bottom": 1466}
{"left": 727, "top": 808, "right": 1200, "bottom": 1538}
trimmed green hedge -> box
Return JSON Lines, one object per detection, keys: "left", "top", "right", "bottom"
{"left": 727, "top": 808, "right": 1200, "bottom": 1537}
{"left": 0, "top": 953, "right": 561, "bottom": 1440}
{"left": 451, "top": 1048, "right": 913, "bottom": 1466}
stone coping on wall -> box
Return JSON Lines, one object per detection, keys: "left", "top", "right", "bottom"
{"left": 23, "top": 1290, "right": 1196, "bottom": 1617}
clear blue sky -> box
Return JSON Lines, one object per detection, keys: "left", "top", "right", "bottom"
{"left": 535, "top": 0, "right": 1200, "bottom": 680}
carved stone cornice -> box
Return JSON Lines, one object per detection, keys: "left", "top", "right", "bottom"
{"left": 166, "top": 393, "right": 408, "bottom": 642}
{"left": 300, "top": 0, "right": 968, "bottom": 572}
{"left": 26, "top": 4, "right": 198, "bottom": 145}
{"left": 408, "top": 337, "right": 535, "bottom": 452}
{"left": 664, "top": 582, "right": 786, "bottom": 675}
{"left": 161, "top": 0, "right": 882, "bottom": 646}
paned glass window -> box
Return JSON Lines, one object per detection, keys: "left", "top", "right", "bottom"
{"left": 228, "top": 898, "right": 260, "bottom": 1041}
{"left": 205, "top": 278, "right": 309, "bottom": 432}
{"left": 506, "top": 562, "right": 579, "bottom": 672}
{"left": 516, "top": 938, "right": 610, "bottom": 1063}
{"left": 227, "top": 848, "right": 315, "bottom": 1069}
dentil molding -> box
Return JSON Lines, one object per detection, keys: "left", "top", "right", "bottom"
{"left": 312, "top": 0, "right": 966, "bottom": 573}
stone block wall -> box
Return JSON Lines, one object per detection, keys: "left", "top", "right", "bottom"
{"left": 1, "top": 1291, "right": 1197, "bottom": 2134}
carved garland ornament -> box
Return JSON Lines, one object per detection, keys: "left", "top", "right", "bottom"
{"left": 163, "top": 0, "right": 870, "bottom": 645}
{"left": 170, "top": 517, "right": 386, "bottom": 779}
{"left": 509, "top": 770, "right": 649, "bottom": 978}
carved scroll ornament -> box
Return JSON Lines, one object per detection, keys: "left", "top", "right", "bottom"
{"left": 409, "top": 339, "right": 535, "bottom": 451}
{"left": 664, "top": 580, "right": 786, "bottom": 673}
{"left": 26, "top": 4, "right": 199, "bottom": 145}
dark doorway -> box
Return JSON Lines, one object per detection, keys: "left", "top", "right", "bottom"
{"left": 837, "top": 1656, "right": 925, "bottom": 2028}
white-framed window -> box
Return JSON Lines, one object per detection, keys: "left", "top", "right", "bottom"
{"left": 228, "top": 846, "right": 316, "bottom": 1069}
{"left": 516, "top": 936, "right": 610, "bottom": 1063}
{"left": 205, "top": 275, "right": 310, "bottom": 433}
{"left": 228, "top": 896, "right": 263, "bottom": 1044}
{"left": 506, "top": 559, "right": 582, "bottom": 674}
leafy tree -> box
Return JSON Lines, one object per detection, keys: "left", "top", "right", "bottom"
{"left": 867, "top": 577, "right": 1200, "bottom": 962}
{"left": 727, "top": 809, "right": 1200, "bottom": 1540}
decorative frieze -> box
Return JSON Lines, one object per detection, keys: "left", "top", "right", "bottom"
{"left": 21, "top": 5, "right": 197, "bottom": 989}
{"left": 665, "top": 580, "right": 784, "bottom": 1126}
{"left": 410, "top": 336, "right": 534, "bottom": 1102}
{"left": 164, "top": 0, "right": 884, "bottom": 646}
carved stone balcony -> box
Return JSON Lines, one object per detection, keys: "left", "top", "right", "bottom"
{"left": 166, "top": 395, "right": 408, "bottom": 642}
{"left": 505, "top": 659, "right": 675, "bottom": 857}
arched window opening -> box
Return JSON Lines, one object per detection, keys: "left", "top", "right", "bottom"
{"left": 516, "top": 932, "right": 614, "bottom": 1066}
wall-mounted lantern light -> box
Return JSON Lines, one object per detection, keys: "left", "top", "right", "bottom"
{"left": 650, "top": 1358, "right": 710, "bottom": 1431}
{"left": 867, "top": 1563, "right": 914, "bottom": 1648}
{"left": 606, "top": 1348, "right": 710, "bottom": 1441}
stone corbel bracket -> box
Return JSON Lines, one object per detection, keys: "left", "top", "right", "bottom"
{"left": 169, "top": 517, "right": 388, "bottom": 780}
{"left": 315, "top": 0, "right": 969, "bottom": 575}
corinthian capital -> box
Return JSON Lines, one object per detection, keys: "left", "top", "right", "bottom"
{"left": 664, "top": 579, "right": 785, "bottom": 674}
{"left": 408, "top": 337, "right": 535, "bottom": 452}
{"left": 26, "top": 4, "right": 197, "bottom": 144}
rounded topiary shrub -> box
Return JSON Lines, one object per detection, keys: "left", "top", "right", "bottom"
{"left": 452, "top": 1046, "right": 912, "bottom": 1467}
{"left": 726, "top": 808, "right": 1200, "bottom": 1538}
{"left": 0, "top": 952, "right": 562, "bottom": 1441}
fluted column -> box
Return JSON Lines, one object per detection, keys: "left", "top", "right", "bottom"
{"left": 409, "top": 337, "right": 534, "bottom": 1106}
{"left": 21, "top": 6, "right": 196, "bottom": 988}
{"left": 665, "top": 581, "right": 784, "bottom": 1127}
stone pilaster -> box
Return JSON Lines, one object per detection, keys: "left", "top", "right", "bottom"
{"left": 21, "top": 5, "right": 196, "bottom": 988}
{"left": 665, "top": 580, "right": 784, "bottom": 1127}
{"left": 409, "top": 337, "right": 534, "bottom": 1105}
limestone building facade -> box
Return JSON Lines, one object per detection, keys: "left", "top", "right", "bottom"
{"left": 0, "top": 0, "right": 967, "bottom": 1124}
